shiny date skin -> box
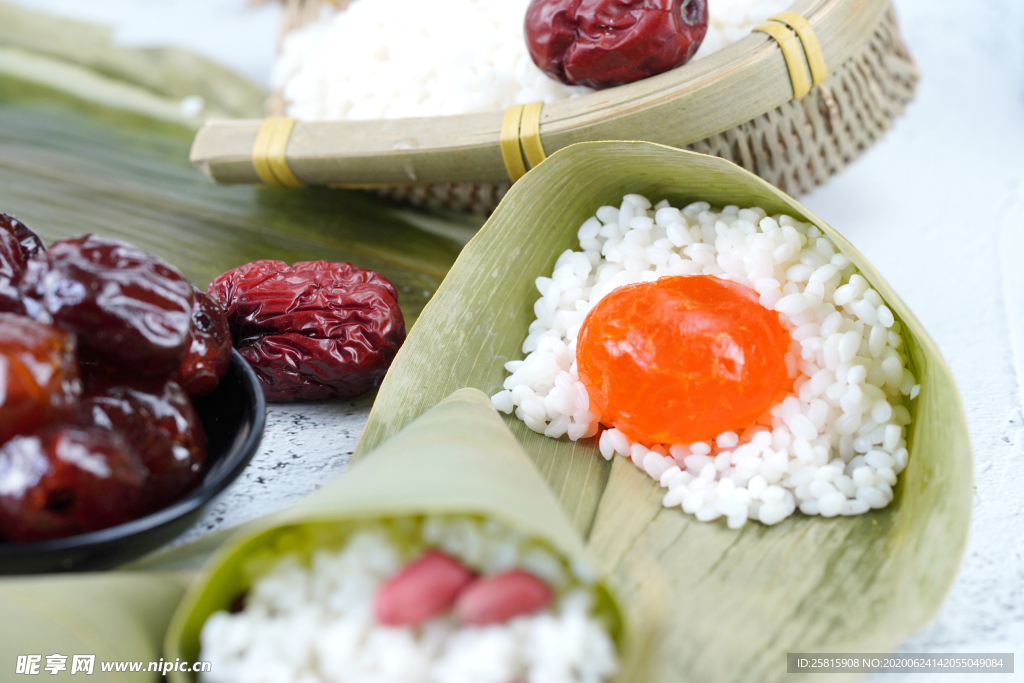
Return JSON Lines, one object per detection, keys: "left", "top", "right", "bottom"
{"left": 525, "top": 0, "right": 708, "bottom": 88}
{"left": 0, "top": 214, "right": 45, "bottom": 314}
{"left": 0, "top": 425, "right": 147, "bottom": 542}
{"left": 177, "top": 287, "right": 232, "bottom": 396}
{"left": 208, "top": 260, "right": 405, "bottom": 401}
{"left": 82, "top": 376, "right": 206, "bottom": 512}
{"left": 0, "top": 223, "right": 231, "bottom": 544}
{"left": 0, "top": 314, "right": 81, "bottom": 444}
{"left": 18, "top": 235, "right": 194, "bottom": 377}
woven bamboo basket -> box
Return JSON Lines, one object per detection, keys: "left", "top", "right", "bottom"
{"left": 194, "top": 0, "right": 918, "bottom": 214}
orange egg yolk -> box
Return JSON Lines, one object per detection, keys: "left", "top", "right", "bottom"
{"left": 576, "top": 275, "right": 792, "bottom": 446}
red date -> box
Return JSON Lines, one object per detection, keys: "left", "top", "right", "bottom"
{"left": 208, "top": 260, "right": 405, "bottom": 401}
{"left": 19, "top": 235, "right": 194, "bottom": 377}
{"left": 176, "top": 286, "right": 233, "bottom": 396}
{"left": 0, "top": 218, "right": 231, "bottom": 544}
{"left": 525, "top": 0, "right": 708, "bottom": 89}
{"left": 82, "top": 377, "right": 206, "bottom": 512}
{"left": 0, "top": 214, "right": 45, "bottom": 314}
{"left": 0, "top": 425, "right": 147, "bottom": 542}
{"left": 0, "top": 314, "right": 81, "bottom": 444}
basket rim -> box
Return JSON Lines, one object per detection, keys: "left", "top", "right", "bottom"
{"left": 192, "top": 0, "right": 896, "bottom": 187}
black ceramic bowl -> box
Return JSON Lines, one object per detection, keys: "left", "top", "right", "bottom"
{"left": 0, "top": 350, "right": 266, "bottom": 575}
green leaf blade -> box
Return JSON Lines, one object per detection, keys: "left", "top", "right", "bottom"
{"left": 356, "top": 140, "right": 973, "bottom": 681}
{"left": 0, "top": 78, "right": 474, "bottom": 326}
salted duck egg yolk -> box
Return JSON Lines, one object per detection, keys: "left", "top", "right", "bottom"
{"left": 576, "top": 275, "right": 792, "bottom": 446}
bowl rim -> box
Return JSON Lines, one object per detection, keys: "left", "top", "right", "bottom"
{"left": 0, "top": 349, "right": 266, "bottom": 561}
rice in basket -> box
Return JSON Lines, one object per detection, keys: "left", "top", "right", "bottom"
{"left": 492, "top": 194, "right": 919, "bottom": 529}
{"left": 273, "top": 0, "right": 792, "bottom": 120}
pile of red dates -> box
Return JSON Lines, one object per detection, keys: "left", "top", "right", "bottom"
{"left": 0, "top": 214, "right": 406, "bottom": 543}
{"left": 0, "top": 214, "right": 232, "bottom": 542}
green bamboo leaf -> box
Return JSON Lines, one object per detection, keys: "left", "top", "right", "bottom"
{"left": 0, "top": 1, "right": 266, "bottom": 121}
{"left": 0, "top": 72, "right": 478, "bottom": 326}
{"left": 0, "top": 572, "right": 190, "bottom": 682}
{"left": 164, "top": 389, "right": 631, "bottom": 682}
{"left": 353, "top": 141, "right": 973, "bottom": 682}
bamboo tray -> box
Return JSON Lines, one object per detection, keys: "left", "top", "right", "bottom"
{"left": 192, "top": 0, "right": 918, "bottom": 213}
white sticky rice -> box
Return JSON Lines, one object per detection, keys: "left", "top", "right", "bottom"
{"left": 200, "top": 516, "right": 618, "bottom": 683}
{"left": 273, "top": 0, "right": 792, "bottom": 120}
{"left": 491, "top": 194, "right": 919, "bottom": 529}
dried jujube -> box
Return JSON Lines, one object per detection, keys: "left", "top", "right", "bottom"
{"left": 0, "top": 214, "right": 45, "bottom": 314}
{"left": 19, "top": 235, "right": 194, "bottom": 377}
{"left": 177, "top": 286, "right": 233, "bottom": 396}
{"left": 525, "top": 0, "right": 708, "bottom": 89}
{"left": 0, "top": 425, "right": 147, "bottom": 542}
{"left": 0, "top": 314, "right": 81, "bottom": 444}
{"left": 0, "top": 215, "right": 233, "bottom": 544}
{"left": 82, "top": 377, "right": 206, "bottom": 511}
{"left": 208, "top": 260, "right": 405, "bottom": 401}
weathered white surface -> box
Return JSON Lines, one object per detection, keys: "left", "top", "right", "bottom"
{"left": 800, "top": 2, "right": 1024, "bottom": 676}
{"left": 173, "top": 396, "right": 372, "bottom": 546}
{"left": 9, "top": 0, "right": 1024, "bottom": 674}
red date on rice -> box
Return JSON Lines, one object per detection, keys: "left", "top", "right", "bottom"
{"left": 525, "top": 0, "right": 708, "bottom": 88}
